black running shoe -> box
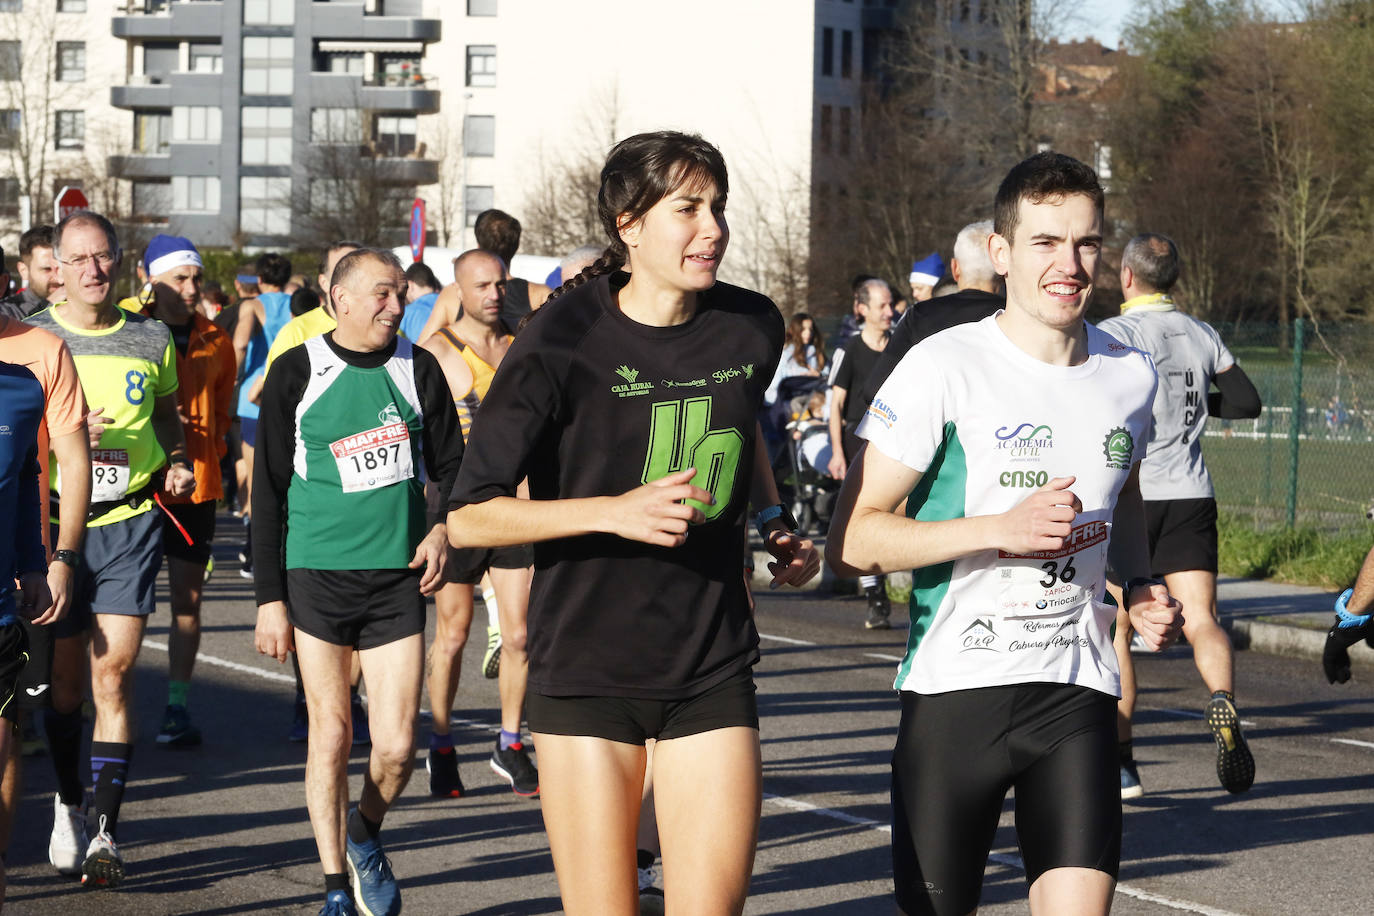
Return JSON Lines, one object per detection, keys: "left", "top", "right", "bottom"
{"left": 1205, "top": 694, "right": 1255, "bottom": 794}
{"left": 864, "top": 585, "right": 891, "bottom": 630}
{"left": 490, "top": 739, "right": 539, "bottom": 797}
{"left": 427, "top": 747, "right": 465, "bottom": 798}
{"left": 156, "top": 704, "right": 203, "bottom": 748}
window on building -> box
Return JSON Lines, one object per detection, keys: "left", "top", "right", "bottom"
{"left": 243, "top": 0, "right": 293, "bottom": 25}
{"left": 819, "top": 104, "right": 832, "bottom": 153}
{"left": 310, "top": 108, "right": 362, "bottom": 144}
{"left": 189, "top": 43, "right": 222, "bottom": 74}
{"left": 0, "top": 178, "right": 17, "bottom": 216}
{"left": 0, "top": 1, "right": 21, "bottom": 12}
{"left": 0, "top": 109, "right": 19, "bottom": 149}
{"left": 58, "top": 0, "right": 87, "bottom": 11}
{"left": 841, "top": 30, "right": 853, "bottom": 78}
{"left": 173, "top": 105, "right": 221, "bottom": 143}
{"left": 465, "top": 186, "right": 493, "bottom": 225}
{"left": 821, "top": 27, "right": 833, "bottom": 77}
{"left": 0, "top": 41, "right": 19, "bottom": 81}
{"left": 132, "top": 180, "right": 172, "bottom": 221}
{"left": 323, "top": 52, "right": 364, "bottom": 75}
{"left": 56, "top": 41, "right": 85, "bottom": 82}
{"left": 373, "top": 115, "right": 416, "bottom": 157}
{"left": 310, "top": 178, "right": 349, "bottom": 213}
{"left": 378, "top": 53, "right": 422, "bottom": 85}
{"left": 839, "top": 106, "right": 851, "bottom": 155}
{"left": 468, "top": 0, "right": 497, "bottom": 15}
{"left": 464, "top": 115, "right": 494, "bottom": 157}
{"left": 55, "top": 110, "right": 83, "bottom": 150}
{"left": 243, "top": 36, "right": 293, "bottom": 94}
{"left": 133, "top": 110, "right": 171, "bottom": 155}
{"left": 142, "top": 41, "right": 178, "bottom": 81}
{"left": 172, "top": 175, "right": 220, "bottom": 212}
{"left": 466, "top": 45, "right": 495, "bottom": 88}
{"left": 240, "top": 176, "right": 292, "bottom": 235}
{"left": 241, "top": 106, "right": 292, "bottom": 164}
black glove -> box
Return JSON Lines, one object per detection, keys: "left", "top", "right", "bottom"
{"left": 1323, "top": 588, "right": 1372, "bottom": 685}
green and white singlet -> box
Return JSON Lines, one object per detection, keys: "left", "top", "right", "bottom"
{"left": 857, "top": 314, "right": 1157, "bottom": 698}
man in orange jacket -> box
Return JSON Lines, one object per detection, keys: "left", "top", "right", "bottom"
{"left": 135, "top": 235, "right": 235, "bottom": 746}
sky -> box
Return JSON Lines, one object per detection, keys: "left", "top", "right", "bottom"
{"left": 1052, "top": 0, "right": 1134, "bottom": 50}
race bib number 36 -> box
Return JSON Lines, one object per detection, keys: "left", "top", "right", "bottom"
{"left": 330, "top": 422, "right": 414, "bottom": 493}
{"left": 91, "top": 448, "right": 130, "bottom": 502}
{"left": 995, "top": 520, "right": 1109, "bottom": 620}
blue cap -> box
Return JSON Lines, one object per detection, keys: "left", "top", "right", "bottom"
{"left": 545, "top": 266, "right": 562, "bottom": 288}
{"left": 143, "top": 234, "right": 202, "bottom": 277}
{"left": 909, "top": 252, "right": 945, "bottom": 287}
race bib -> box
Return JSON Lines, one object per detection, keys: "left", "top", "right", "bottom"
{"left": 91, "top": 449, "right": 131, "bottom": 502}
{"left": 995, "top": 520, "right": 1110, "bottom": 623}
{"left": 329, "top": 421, "right": 414, "bottom": 494}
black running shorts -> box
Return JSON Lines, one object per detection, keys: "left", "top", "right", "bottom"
{"left": 1144, "top": 497, "right": 1218, "bottom": 576}
{"left": 162, "top": 501, "right": 218, "bottom": 564}
{"left": 526, "top": 668, "right": 759, "bottom": 745}
{"left": 15, "top": 617, "right": 51, "bottom": 711}
{"left": 285, "top": 567, "right": 425, "bottom": 650}
{"left": 0, "top": 621, "right": 30, "bottom": 724}
{"left": 891, "top": 682, "right": 1120, "bottom": 915}
{"left": 446, "top": 544, "right": 534, "bottom": 585}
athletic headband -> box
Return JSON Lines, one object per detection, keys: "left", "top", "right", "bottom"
{"left": 237, "top": 273, "right": 259, "bottom": 284}
{"left": 144, "top": 234, "right": 202, "bottom": 278}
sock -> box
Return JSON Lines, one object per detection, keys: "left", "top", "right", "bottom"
{"left": 636, "top": 848, "right": 655, "bottom": 869}
{"left": 429, "top": 731, "right": 453, "bottom": 752}
{"left": 91, "top": 741, "right": 133, "bottom": 838}
{"left": 347, "top": 807, "right": 381, "bottom": 845}
{"left": 482, "top": 586, "right": 499, "bottom": 629}
{"left": 43, "top": 707, "right": 85, "bottom": 806}
{"left": 1212, "top": 689, "right": 1235, "bottom": 704}
{"left": 499, "top": 729, "right": 520, "bottom": 750}
{"left": 859, "top": 575, "right": 880, "bottom": 590}
{"left": 292, "top": 653, "right": 304, "bottom": 694}
{"left": 324, "top": 872, "right": 351, "bottom": 895}
{"left": 168, "top": 680, "right": 190, "bottom": 709}
{"left": 1118, "top": 740, "right": 1134, "bottom": 763}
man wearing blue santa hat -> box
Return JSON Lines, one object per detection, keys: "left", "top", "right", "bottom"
{"left": 909, "top": 252, "right": 945, "bottom": 303}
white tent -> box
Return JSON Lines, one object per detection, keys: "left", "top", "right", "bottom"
{"left": 390, "top": 246, "right": 560, "bottom": 288}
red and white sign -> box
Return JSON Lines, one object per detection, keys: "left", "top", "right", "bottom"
{"left": 54, "top": 186, "right": 90, "bottom": 223}
{"left": 330, "top": 422, "right": 414, "bottom": 493}
{"left": 409, "top": 197, "right": 426, "bottom": 263}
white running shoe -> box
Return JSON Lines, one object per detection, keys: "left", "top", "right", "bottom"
{"left": 81, "top": 815, "right": 124, "bottom": 887}
{"left": 48, "top": 792, "right": 88, "bottom": 875}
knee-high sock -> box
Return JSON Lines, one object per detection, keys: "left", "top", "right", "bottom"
{"left": 90, "top": 741, "right": 133, "bottom": 838}
{"left": 44, "top": 707, "right": 85, "bottom": 806}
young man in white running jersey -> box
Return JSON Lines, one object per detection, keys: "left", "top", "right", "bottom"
{"left": 828, "top": 152, "right": 1184, "bottom": 916}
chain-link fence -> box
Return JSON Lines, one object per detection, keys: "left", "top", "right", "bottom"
{"left": 1204, "top": 320, "right": 1374, "bottom": 530}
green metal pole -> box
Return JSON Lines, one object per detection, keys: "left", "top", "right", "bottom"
{"left": 1287, "top": 318, "right": 1304, "bottom": 527}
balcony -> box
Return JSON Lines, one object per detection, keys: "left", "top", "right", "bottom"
{"left": 112, "top": 1, "right": 224, "bottom": 39}
{"left": 310, "top": 3, "right": 441, "bottom": 42}
{"left": 372, "top": 156, "right": 437, "bottom": 184}
{"left": 111, "top": 77, "right": 172, "bottom": 109}
{"left": 107, "top": 153, "right": 174, "bottom": 179}
{"left": 310, "top": 72, "right": 440, "bottom": 113}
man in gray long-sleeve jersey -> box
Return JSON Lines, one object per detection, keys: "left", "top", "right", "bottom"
{"left": 1098, "top": 233, "right": 1262, "bottom": 799}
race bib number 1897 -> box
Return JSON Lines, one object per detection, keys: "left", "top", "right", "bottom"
{"left": 330, "top": 422, "right": 414, "bottom": 493}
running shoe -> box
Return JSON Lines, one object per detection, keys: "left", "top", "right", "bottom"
{"left": 490, "top": 739, "right": 539, "bottom": 797}
{"left": 239, "top": 556, "right": 254, "bottom": 580}
{"left": 481, "top": 625, "right": 502, "bottom": 679}
{"left": 864, "top": 585, "right": 891, "bottom": 630}
{"left": 156, "top": 704, "right": 203, "bottom": 748}
{"left": 203, "top": 555, "right": 215, "bottom": 584}
{"left": 638, "top": 852, "right": 665, "bottom": 915}
{"left": 350, "top": 692, "right": 371, "bottom": 746}
{"left": 80, "top": 815, "right": 124, "bottom": 887}
{"left": 319, "top": 890, "right": 358, "bottom": 916}
{"left": 289, "top": 693, "right": 309, "bottom": 743}
{"left": 1120, "top": 760, "right": 1144, "bottom": 800}
{"left": 48, "top": 793, "right": 88, "bottom": 875}
{"left": 426, "top": 746, "right": 465, "bottom": 798}
{"left": 345, "top": 816, "right": 400, "bottom": 916}
{"left": 1205, "top": 694, "right": 1255, "bottom": 794}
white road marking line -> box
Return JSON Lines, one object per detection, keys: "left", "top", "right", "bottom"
{"left": 764, "top": 794, "right": 1246, "bottom": 915}
{"left": 758, "top": 632, "right": 817, "bottom": 646}
{"left": 864, "top": 653, "right": 904, "bottom": 662}
{"left": 1160, "top": 707, "right": 1257, "bottom": 727}
{"left": 142, "top": 639, "right": 295, "bottom": 684}
{"left": 1331, "top": 738, "right": 1374, "bottom": 750}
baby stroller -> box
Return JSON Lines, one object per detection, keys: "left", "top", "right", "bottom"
{"left": 772, "top": 376, "right": 839, "bottom": 537}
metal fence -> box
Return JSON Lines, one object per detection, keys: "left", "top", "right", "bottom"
{"left": 1203, "top": 320, "right": 1374, "bottom": 530}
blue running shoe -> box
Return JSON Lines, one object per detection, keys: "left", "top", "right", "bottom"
{"left": 345, "top": 818, "right": 399, "bottom": 916}
{"left": 1120, "top": 760, "right": 1144, "bottom": 800}
{"left": 319, "top": 890, "right": 358, "bottom": 916}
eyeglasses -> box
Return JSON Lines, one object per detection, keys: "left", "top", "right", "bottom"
{"left": 61, "top": 251, "right": 116, "bottom": 270}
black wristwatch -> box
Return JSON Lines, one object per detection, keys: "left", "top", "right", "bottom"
{"left": 52, "top": 549, "right": 81, "bottom": 569}
{"left": 754, "top": 503, "right": 798, "bottom": 539}
{"left": 1124, "top": 576, "right": 1161, "bottom": 597}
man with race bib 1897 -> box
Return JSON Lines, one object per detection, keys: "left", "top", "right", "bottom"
{"left": 827, "top": 153, "right": 1184, "bottom": 916}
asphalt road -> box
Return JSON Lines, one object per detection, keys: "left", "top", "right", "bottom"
{"left": 6, "top": 528, "right": 1373, "bottom": 915}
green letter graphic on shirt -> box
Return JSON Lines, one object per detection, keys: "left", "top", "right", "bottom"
{"left": 642, "top": 396, "right": 743, "bottom": 522}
